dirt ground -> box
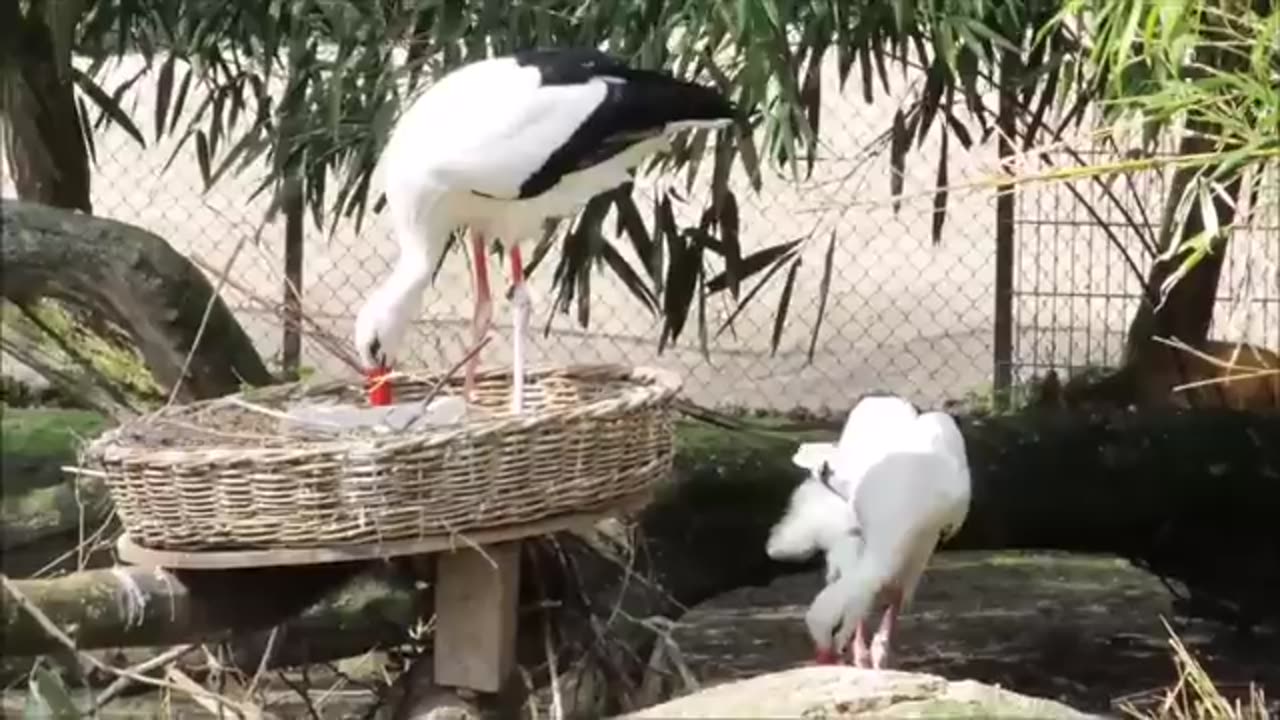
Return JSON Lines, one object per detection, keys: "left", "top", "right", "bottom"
{"left": 670, "top": 550, "right": 1280, "bottom": 717}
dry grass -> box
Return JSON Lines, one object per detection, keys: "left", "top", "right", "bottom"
{"left": 1117, "top": 619, "right": 1271, "bottom": 720}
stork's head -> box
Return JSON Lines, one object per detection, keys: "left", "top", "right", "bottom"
{"left": 805, "top": 578, "right": 849, "bottom": 664}
{"left": 354, "top": 281, "right": 423, "bottom": 405}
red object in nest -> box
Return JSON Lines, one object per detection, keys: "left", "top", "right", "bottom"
{"left": 814, "top": 648, "right": 839, "bottom": 666}
{"left": 366, "top": 367, "right": 393, "bottom": 406}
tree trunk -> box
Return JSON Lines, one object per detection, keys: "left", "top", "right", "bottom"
{"left": 1124, "top": 6, "right": 1253, "bottom": 364}
{"left": 4, "top": 410, "right": 1279, "bottom": 712}
{"left": 1, "top": 3, "right": 93, "bottom": 213}
{"left": 1124, "top": 127, "right": 1241, "bottom": 363}
{"left": 0, "top": 199, "right": 274, "bottom": 405}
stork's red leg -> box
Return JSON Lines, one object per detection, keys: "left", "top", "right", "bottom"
{"left": 870, "top": 588, "right": 903, "bottom": 670}
{"left": 466, "top": 230, "right": 493, "bottom": 402}
{"left": 509, "top": 246, "right": 529, "bottom": 413}
{"left": 850, "top": 620, "right": 873, "bottom": 668}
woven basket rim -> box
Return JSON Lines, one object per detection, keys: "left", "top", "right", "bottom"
{"left": 85, "top": 363, "right": 682, "bottom": 463}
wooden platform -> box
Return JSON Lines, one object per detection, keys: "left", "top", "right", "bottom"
{"left": 115, "top": 492, "right": 652, "bottom": 698}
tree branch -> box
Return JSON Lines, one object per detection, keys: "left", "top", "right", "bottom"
{"left": 0, "top": 199, "right": 274, "bottom": 405}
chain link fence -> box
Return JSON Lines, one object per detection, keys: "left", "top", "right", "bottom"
{"left": 1014, "top": 133, "right": 1280, "bottom": 387}
{"left": 10, "top": 53, "right": 1278, "bottom": 414}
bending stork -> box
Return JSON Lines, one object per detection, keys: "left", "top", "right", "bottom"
{"left": 808, "top": 410, "right": 971, "bottom": 669}
{"left": 353, "top": 48, "right": 736, "bottom": 411}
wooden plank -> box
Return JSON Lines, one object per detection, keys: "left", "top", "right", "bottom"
{"left": 114, "top": 491, "right": 651, "bottom": 569}
{"left": 433, "top": 542, "right": 521, "bottom": 694}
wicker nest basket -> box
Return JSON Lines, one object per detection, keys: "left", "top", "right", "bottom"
{"left": 83, "top": 364, "right": 681, "bottom": 551}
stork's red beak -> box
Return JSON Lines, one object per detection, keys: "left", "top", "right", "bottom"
{"left": 366, "top": 366, "right": 393, "bottom": 406}
{"left": 814, "top": 648, "right": 838, "bottom": 665}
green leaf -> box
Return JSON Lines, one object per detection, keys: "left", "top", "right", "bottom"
{"left": 71, "top": 68, "right": 145, "bottom": 148}
{"left": 706, "top": 237, "right": 803, "bottom": 292}
{"left": 613, "top": 189, "right": 655, "bottom": 279}
{"left": 890, "top": 108, "right": 908, "bottom": 213}
{"left": 653, "top": 193, "right": 678, "bottom": 296}
{"left": 718, "top": 190, "right": 743, "bottom": 298}
{"left": 154, "top": 54, "right": 176, "bottom": 143}
{"left": 931, "top": 128, "right": 949, "bottom": 246}
{"left": 169, "top": 67, "right": 195, "bottom": 135}
{"left": 770, "top": 256, "right": 801, "bottom": 355}
{"left": 599, "top": 239, "right": 659, "bottom": 314}
{"left": 660, "top": 230, "right": 703, "bottom": 350}
{"left": 916, "top": 64, "right": 946, "bottom": 146}
{"left": 76, "top": 97, "right": 97, "bottom": 165}
{"left": 806, "top": 230, "right": 837, "bottom": 363}
{"left": 735, "top": 122, "right": 764, "bottom": 191}
{"left": 195, "top": 130, "right": 212, "bottom": 188}
{"left": 1157, "top": 229, "right": 1216, "bottom": 305}
{"left": 696, "top": 262, "right": 711, "bottom": 360}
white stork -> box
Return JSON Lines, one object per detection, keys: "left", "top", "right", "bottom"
{"left": 766, "top": 394, "right": 920, "bottom": 665}
{"left": 353, "top": 48, "right": 737, "bottom": 410}
{"left": 768, "top": 396, "right": 971, "bottom": 669}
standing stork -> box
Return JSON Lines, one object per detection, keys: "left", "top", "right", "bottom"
{"left": 353, "top": 48, "right": 737, "bottom": 410}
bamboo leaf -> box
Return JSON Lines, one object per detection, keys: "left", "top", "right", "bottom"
{"left": 800, "top": 39, "right": 825, "bottom": 178}
{"left": 169, "top": 67, "right": 194, "bottom": 135}
{"left": 206, "top": 131, "right": 268, "bottom": 189}
{"left": 1023, "top": 62, "right": 1060, "bottom": 150}
{"left": 660, "top": 230, "right": 702, "bottom": 350}
{"left": 706, "top": 236, "right": 803, "bottom": 292}
{"left": 77, "top": 97, "right": 97, "bottom": 165}
{"left": 858, "top": 39, "right": 875, "bottom": 103}
{"left": 769, "top": 256, "right": 802, "bottom": 355}
{"left": 195, "top": 130, "right": 212, "bottom": 188}
{"left": 71, "top": 68, "right": 145, "bottom": 147}
{"left": 1157, "top": 229, "right": 1215, "bottom": 305}
{"left": 916, "top": 64, "right": 946, "bottom": 146}
{"left": 719, "top": 190, "right": 743, "bottom": 298}
{"left": 576, "top": 248, "right": 591, "bottom": 328}
{"left": 735, "top": 122, "right": 764, "bottom": 191}
{"left": 890, "top": 108, "right": 908, "bottom": 213}
{"left": 696, "top": 263, "right": 710, "bottom": 361}
{"left": 154, "top": 54, "right": 176, "bottom": 142}
{"left": 945, "top": 111, "right": 973, "bottom": 149}
{"left": 654, "top": 193, "right": 679, "bottom": 294}
{"left": 806, "top": 230, "right": 837, "bottom": 363}
{"left": 931, "top": 128, "right": 949, "bottom": 246}
{"left": 613, "top": 189, "right": 654, "bottom": 278}
{"left": 715, "top": 242, "right": 800, "bottom": 337}
{"left": 599, "top": 240, "right": 659, "bottom": 313}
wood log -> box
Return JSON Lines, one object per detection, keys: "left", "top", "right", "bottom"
{"left": 0, "top": 199, "right": 273, "bottom": 405}
{"left": 2, "top": 410, "right": 1278, "bottom": 710}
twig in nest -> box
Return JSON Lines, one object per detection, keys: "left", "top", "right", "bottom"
{"left": 246, "top": 625, "right": 280, "bottom": 698}
{"left": 168, "top": 224, "right": 257, "bottom": 406}
{"left": 167, "top": 665, "right": 264, "bottom": 719}
{"left": 190, "top": 253, "right": 360, "bottom": 372}
{"left": 541, "top": 583, "right": 565, "bottom": 720}
{"left": 277, "top": 668, "right": 323, "bottom": 720}
{"left": 388, "top": 336, "right": 492, "bottom": 432}
{"left": 94, "top": 644, "right": 198, "bottom": 710}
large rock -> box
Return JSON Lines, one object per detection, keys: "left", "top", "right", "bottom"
{"left": 618, "top": 667, "right": 1100, "bottom": 719}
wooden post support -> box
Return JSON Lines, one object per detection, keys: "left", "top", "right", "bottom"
{"left": 432, "top": 541, "right": 521, "bottom": 694}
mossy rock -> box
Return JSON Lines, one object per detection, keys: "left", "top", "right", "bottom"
{"left": 2, "top": 407, "right": 114, "bottom": 567}
{"left": 620, "top": 667, "right": 1101, "bottom": 719}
